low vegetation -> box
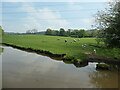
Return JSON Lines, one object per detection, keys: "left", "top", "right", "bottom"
{"left": 96, "top": 63, "right": 120, "bottom": 71}
{"left": 96, "top": 63, "right": 110, "bottom": 70}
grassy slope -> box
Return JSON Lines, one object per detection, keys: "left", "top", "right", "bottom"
{"left": 2, "top": 35, "right": 120, "bottom": 60}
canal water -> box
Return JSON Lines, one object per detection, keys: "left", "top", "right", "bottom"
{"left": 0, "top": 45, "right": 118, "bottom": 88}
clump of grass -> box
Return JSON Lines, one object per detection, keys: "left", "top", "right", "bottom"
{"left": 96, "top": 63, "right": 120, "bottom": 71}
{"left": 97, "top": 63, "right": 110, "bottom": 68}
{"left": 63, "top": 55, "right": 75, "bottom": 60}
{"left": 96, "top": 63, "right": 110, "bottom": 70}
{"left": 74, "top": 59, "right": 82, "bottom": 62}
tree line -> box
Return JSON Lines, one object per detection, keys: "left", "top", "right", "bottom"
{"left": 45, "top": 28, "right": 98, "bottom": 38}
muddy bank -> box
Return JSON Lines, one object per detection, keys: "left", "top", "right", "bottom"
{"left": 1, "top": 43, "right": 120, "bottom": 66}
{"left": 2, "top": 43, "right": 66, "bottom": 59}
{"left": 85, "top": 53, "right": 120, "bottom": 65}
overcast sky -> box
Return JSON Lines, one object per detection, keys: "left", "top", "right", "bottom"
{"left": 0, "top": 0, "right": 109, "bottom": 33}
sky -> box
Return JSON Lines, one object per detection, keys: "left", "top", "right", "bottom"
{"left": 0, "top": 0, "right": 109, "bottom": 33}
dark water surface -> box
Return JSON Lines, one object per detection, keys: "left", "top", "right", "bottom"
{"left": 0, "top": 46, "right": 118, "bottom": 88}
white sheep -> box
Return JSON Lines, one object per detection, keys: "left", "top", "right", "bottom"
{"left": 73, "top": 39, "right": 77, "bottom": 42}
{"left": 93, "top": 49, "right": 96, "bottom": 54}
{"left": 82, "top": 45, "right": 85, "bottom": 48}
{"left": 83, "top": 44, "right": 87, "bottom": 47}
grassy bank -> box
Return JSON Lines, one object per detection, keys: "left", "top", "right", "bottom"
{"left": 2, "top": 35, "right": 120, "bottom": 62}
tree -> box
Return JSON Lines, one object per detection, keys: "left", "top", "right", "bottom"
{"left": 59, "top": 28, "right": 66, "bottom": 36}
{"left": 31, "top": 29, "right": 38, "bottom": 34}
{"left": 54, "top": 30, "right": 59, "bottom": 36}
{"left": 26, "top": 29, "right": 38, "bottom": 34}
{"left": 95, "top": 0, "right": 120, "bottom": 47}
{"left": 67, "top": 29, "right": 71, "bottom": 36}
{"left": 78, "top": 29, "right": 86, "bottom": 38}
{"left": 45, "top": 28, "right": 53, "bottom": 35}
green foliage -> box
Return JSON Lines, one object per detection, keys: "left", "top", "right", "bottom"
{"left": 97, "top": 63, "right": 110, "bottom": 70}
{"left": 59, "top": 28, "right": 66, "bottom": 36}
{"left": 95, "top": 1, "right": 120, "bottom": 48}
{"left": 64, "top": 55, "right": 76, "bottom": 60}
{"left": 77, "top": 29, "right": 86, "bottom": 37}
{"left": 45, "top": 28, "right": 53, "bottom": 35}
{"left": 97, "top": 63, "right": 110, "bottom": 67}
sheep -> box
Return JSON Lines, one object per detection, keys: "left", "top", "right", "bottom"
{"left": 57, "top": 38, "right": 60, "bottom": 40}
{"left": 93, "top": 49, "right": 96, "bottom": 54}
{"left": 73, "top": 39, "right": 77, "bottom": 42}
{"left": 82, "top": 44, "right": 86, "bottom": 48}
{"left": 65, "top": 39, "right": 67, "bottom": 43}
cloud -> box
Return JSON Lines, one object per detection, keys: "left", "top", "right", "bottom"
{"left": 80, "top": 18, "right": 95, "bottom": 29}
{"left": 81, "top": 18, "right": 94, "bottom": 24}
{"left": 2, "top": 2, "right": 107, "bottom": 32}
{"left": 67, "top": 1, "right": 83, "bottom": 10}
{"left": 19, "top": 4, "right": 69, "bottom": 32}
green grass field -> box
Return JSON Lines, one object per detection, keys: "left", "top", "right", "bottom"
{"left": 2, "top": 35, "right": 120, "bottom": 61}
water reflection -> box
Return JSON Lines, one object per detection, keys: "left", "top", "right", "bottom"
{"left": 4, "top": 44, "right": 88, "bottom": 68}
{"left": 89, "top": 70, "right": 118, "bottom": 88}
{"left": 1, "top": 46, "right": 118, "bottom": 88}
